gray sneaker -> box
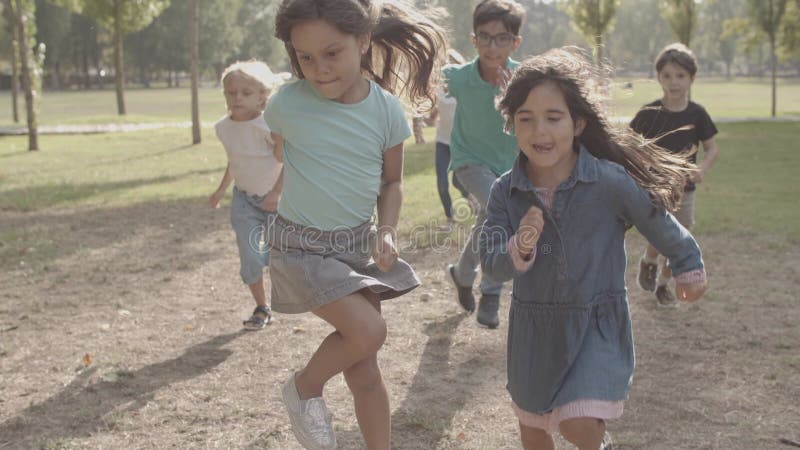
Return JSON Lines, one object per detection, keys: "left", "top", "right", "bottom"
{"left": 281, "top": 373, "right": 337, "bottom": 450}
{"left": 655, "top": 284, "right": 678, "bottom": 308}
{"left": 601, "top": 431, "right": 614, "bottom": 449}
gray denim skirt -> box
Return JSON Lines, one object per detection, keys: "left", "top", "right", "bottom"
{"left": 267, "top": 215, "right": 420, "bottom": 314}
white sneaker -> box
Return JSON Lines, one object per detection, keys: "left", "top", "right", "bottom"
{"left": 281, "top": 372, "right": 337, "bottom": 450}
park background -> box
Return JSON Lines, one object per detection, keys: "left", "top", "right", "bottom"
{"left": 1, "top": 0, "right": 799, "bottom": 449}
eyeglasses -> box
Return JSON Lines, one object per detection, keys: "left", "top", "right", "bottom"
{"left": 474, "top": 32, "right": 516, "bottom": 48}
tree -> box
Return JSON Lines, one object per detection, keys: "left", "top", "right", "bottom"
{"left": 189, "top": 0, "right": 200, "bottom": 144}
{"left": 3, "top": 0, "right": 20, "bottom": 122}
{"left": 747, "top": 0, "right": 789, "bottom": 117}
{"left": 777, "top": 0, "right": 800, "bottom": 63}
{"left": 566, "top": 0, "right": 620, "bottom": 64}
{"left": 12, "top": 0, "right": 38, "bottom": 150}
{"left": 660, "top": 0, "right": 697, "bottom": 46}
{"left": 698, "top": 0, "right": 743, "bottom": 78}
{"left": 608, "top": 0, "right": 671, "bottom": 75}
{"left": 34, "top": 0, "right": 71, "bottom": 88}
{"left": 55, "top": 0, "right": 169, "bottom": 114}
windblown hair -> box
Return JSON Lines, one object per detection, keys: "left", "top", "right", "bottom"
{"left": 497, "top": 47, "right": 694, "bottom": 212}
{"left": 274, "top": 0, "right": 447, "bottom": 109}
{"left": 655, "top": 42, "right": 698, "bottom": 76}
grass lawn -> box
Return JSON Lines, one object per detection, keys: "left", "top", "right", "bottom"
{"left": 610, "top": 77, "right": 800, "bottom": 118}
{"left": 1, "top": 122, "right": 798, "bottom": 247}
{"left": 0, "top": 78, "right": 799, "bottom": 129}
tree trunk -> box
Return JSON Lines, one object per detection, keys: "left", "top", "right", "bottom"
{"left": 190, "top": 0, "right": 201, "bottom": 144}
{"left": 113, "top": 0, "right": 126, "bottom": 115}
{"left": 6, "top": 0, "right": 19, "bottom": 123}
{"left": 593, "top": 33, "right": 603, "bottom": 65}
{"left": 770, "top": 36, "right": 777, "bottom": 117}
{"left": 14, "top": 0, "right": 38, "bottom": 150}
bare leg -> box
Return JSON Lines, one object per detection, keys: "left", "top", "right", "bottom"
{"left": 559, "top": 417, "right": 605, "bottom": 450}
{"left": 344, "top": 353, "right": 390, "bottom": 450}
{"left": 644, "top": 243, "right": 660, "bottom": 260}
{"left": 247, "top": 278, "right": 268, "bottom": 310}
{"left": 295, "top": 292, "right": 386, "bottom": 398}
{"left": 519, "top": 422, "right": 555, "bottom": 450}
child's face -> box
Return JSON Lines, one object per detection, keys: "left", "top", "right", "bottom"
{"left": 657, "top": 61, "right": 694, "bottom": 103}
{"left": 471, "top": 20, "right": 521, "bottom": 72}
{"left": 290, "top": 19, "right": 370, "bottom": 104}
{"left": 513, "top": 81, "right": 585, "bottom": 181}
{"left": 223, "top": 73, "right": 267, "bottom": 121}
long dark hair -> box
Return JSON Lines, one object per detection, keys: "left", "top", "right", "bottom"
{"left": 497, "top": 47, "right": 694, "bottom": 211}
{"left": 274, "top": 0, "right": 447, "bottom": 109}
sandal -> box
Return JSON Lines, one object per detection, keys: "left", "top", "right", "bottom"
{"left": 243, "top": 305, "right": 273, "bottom": 331}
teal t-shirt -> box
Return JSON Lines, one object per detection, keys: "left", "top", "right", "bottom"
{"left": 264, "top": 79, "right": 411, "bottom": 230}
{"left": 445, "top": 58, "right": 519, "bottom": 176}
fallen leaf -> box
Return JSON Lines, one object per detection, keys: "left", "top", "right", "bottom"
{"left": 457, "top": 432, "right": 466, "bottom": 440}
{"left": 82, "top": 353, "right": 93, "bottom": 367}
{"left": 184, "top": 324, "right": 194, "bottom": 331}
{"left": 292, "top": 327, "right": 304, "bottom": 334}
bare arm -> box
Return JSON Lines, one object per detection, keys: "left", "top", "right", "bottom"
{"left": 693, "top": 137, "right": 720, "bottom": 184}
{"left": 271, "top": 132, "right": 284, "bottom": 163}
{"left": 260, "top": 167, "right": 284, "bottom": 212}
{"left": 208, "top": 163, "right": 234, "bottom": 208}
{"left": 373, "top": 143, "right": 404, "bottom": 271}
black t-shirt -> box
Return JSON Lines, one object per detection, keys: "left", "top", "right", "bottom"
{"left": 630, "top": 100, "right": 718, "bottom": 191}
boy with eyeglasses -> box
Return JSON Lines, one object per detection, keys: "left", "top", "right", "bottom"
{"left": 445, "top": 0, "right": 525, "bottom": 329}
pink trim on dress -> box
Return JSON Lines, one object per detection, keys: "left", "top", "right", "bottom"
{"left": 674, "top": 268, "right": 706, "bottom": 285}
{"left": 512, "top": 399, "right": 624, "bottom": 433}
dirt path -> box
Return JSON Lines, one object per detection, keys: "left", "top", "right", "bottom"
{"left": 0, "top": 200, "right": 798, "bottom": 449}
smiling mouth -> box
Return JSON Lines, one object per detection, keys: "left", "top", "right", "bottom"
{"left": 532, "top": 144, "right": 555, "bottom": 152}
{"left": 316, "top": 79, "right": 337, "bottom": 85}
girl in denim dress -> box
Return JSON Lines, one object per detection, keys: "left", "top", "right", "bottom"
{"left": 479, "top": 48, "right": 708, "bottom": 450}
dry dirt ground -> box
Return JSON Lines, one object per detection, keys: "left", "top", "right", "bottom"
{"left": 1, "top": 200, "right": 798, "bottom": 449}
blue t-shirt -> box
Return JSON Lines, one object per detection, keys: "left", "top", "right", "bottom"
{"left": 445, "top": 58, "right": 519, "bottom": 176}
{"left": 264, "top": 79, "right": 411, "bottom": 230}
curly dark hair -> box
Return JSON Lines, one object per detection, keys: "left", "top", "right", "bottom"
{"left": 497, "top": 47, "right": 695, "bottom": 212}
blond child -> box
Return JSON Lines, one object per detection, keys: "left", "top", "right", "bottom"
{"left": 208, "top": 60, "right": 288, "bottom": 330}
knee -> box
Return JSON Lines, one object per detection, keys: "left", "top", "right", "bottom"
{"left": 349, "top": 315, "right": 386, "bottom": 355}
{"left": 559, "top": 417, "right": 605, "bottom": 448}
{"left": 343, "top": 358, "right": 382, "bottom": 394}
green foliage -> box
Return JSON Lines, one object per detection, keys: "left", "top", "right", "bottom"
{"left": 660, "top": 0, "right": 697, "bottom": 45}
{"left": 608, "top": 0, "right": 671, "bottom": 73}
{"left": 565, "top": 0, "right": 620, "bottom": 62}
{"left": 75, "top": 0, "right": 169, "bottom": 34}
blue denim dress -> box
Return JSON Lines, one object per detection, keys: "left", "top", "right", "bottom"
{"left": 479, "top": 147, "right": 704, "bottom": 414}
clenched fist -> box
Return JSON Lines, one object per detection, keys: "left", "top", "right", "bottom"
{"left": 517, "top": 206, "right": 544, "bottom": 257}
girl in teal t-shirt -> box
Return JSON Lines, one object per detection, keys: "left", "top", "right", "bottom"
{"left": 263, "top": 1, "right": 446, "bottom": 449}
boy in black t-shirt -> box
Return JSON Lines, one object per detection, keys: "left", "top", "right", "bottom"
{"left": 630, "top": 43, "right": 720, "bottom": 308}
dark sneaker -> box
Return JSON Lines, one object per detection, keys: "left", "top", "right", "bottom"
{"left": 447, "top": 264, "right": 475, "bottom": 313}
{"left": 476, "top": 294, "right": 500, "bottom": 329}
{"left": 638, "top": 259, "right": 658, "bottom": 292}
{"left": 655, "top": 284, "right": 678, "bottom": 308}
{"left": 601, "top": 431, "right": 614, "bottom": 450}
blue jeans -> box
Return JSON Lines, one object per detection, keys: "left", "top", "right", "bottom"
{"left": 231, "top": 187, "right": 276, "bottom": 285}
{"left": 452, "top": 163, "right": 504, "bottom": 296}
{"left": 435, "top": 142, "right": 469, "bottom": 219}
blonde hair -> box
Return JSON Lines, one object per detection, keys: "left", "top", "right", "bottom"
{"left": 220, "top": 60, "right": 288, "bottom": 93}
